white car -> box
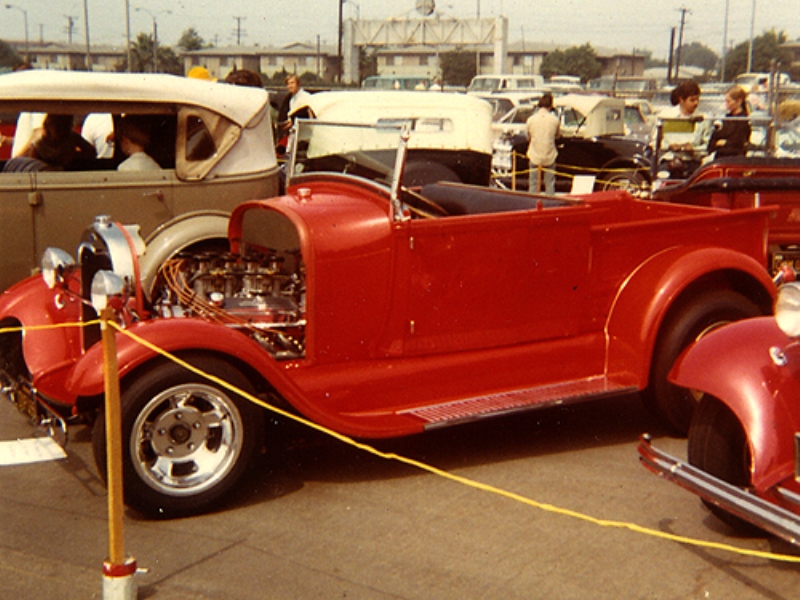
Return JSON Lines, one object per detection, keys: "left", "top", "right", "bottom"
{"left": 291, "top": 90, "right": 495, "bottom": 187}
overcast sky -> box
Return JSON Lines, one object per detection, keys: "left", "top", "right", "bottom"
{"left": 4, "top": 0, "right": 798, "bottom": 60}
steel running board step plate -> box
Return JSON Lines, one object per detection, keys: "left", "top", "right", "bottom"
{"left": 638, "top": 434, "right": 800, "bottom": 547}
{"left": 401, "top": 377, "right": 635, "bottom": 429}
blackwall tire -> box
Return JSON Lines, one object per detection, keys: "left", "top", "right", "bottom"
{"left": 92, "top": 355, "right": 264, "bottom": 518}
{"left": 645, "top": 290, "right": 760, "bottom": 436}
{"left": 598, "top": 169, "right": 647, "bottom": 193}
{"left": 688, "top": 396, "right": 762, "bottom": 534}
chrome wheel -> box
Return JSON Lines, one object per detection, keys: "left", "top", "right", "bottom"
{"left": 132, "top": 383, "right": 245, "bottom": 496}
{"left": 92, "top": 355, "right": 264, "bottom": 517}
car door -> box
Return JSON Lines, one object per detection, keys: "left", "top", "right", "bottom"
{"left": 29, "top": 167, "right": 176, "bottom": 268}
{"left": 398, "top": 207, "right": 592, "bottom": 356}
{"left": 0, "top": 168, "right": 39, "bottom": 288}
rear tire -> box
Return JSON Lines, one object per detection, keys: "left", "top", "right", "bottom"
{"left": 93, "top": 355, "right": 264, "bottom": 518}
{"left": 688, "top": 396, "right": 762, "bottom": 534}
{"left": 644, "top": 290, "right": 761, "bottom": 435}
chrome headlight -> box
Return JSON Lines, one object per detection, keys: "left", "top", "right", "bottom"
{"left": 90, "top": 270, "right": 126, "bottom": 313}
{"left": 41, "top": 247, "right": 76, "bottom": 289}
{"left": 775, "top": 282, "right": 800, "bottom": 338}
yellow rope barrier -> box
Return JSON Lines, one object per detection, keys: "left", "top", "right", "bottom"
{"left": 492, "top": 150, "right": 650, "bottom": 191}
{"left": 3, "top": 321, "right": 798, "bottom": 562}
{"left": 76, "top": 321, "right": 796, "bottom": 564}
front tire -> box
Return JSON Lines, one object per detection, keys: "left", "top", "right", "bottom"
{"left": 688, "top": 396, "right": 761, "bottom": 534}
{"left": 93, "top": 355, "right": 264, "bottom": 518}
{"left": 598, "top": 168, "right": 648, "bottom": 194}
{"left": 644, "top": 290, "right": 761, "bottom": 435}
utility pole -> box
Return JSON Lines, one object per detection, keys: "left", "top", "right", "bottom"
{"left": 232, "top": 16, "right": 246, "bottom": 46}
{"left": 667, "top": 27, "right": 675, "bottom": 85}
{"left": 337, "top": 0, "right": 343, "bottom": 82}
{"left": 674, "top": 6, "right": 690, "bottom": 81}
{"left": 82, "top": 0, "right": 91, "bottom": 71}
{"left": 719, "top": 0, "right": 730, "bottom": 81}
{"left": 64, "top": 15, "right": 77, "bottom": 44}
{"left": 746, "top": 0, "right": 756, "bottom": 73}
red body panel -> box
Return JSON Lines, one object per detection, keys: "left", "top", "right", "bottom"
{"left": 0, "top": 180, "right": 776, "bottom": 438}
{"left": 669, "top": 317, "right": 800, "bottom": 491}
{"left": 655, "top": 158, "right": 800, "bottom": 248}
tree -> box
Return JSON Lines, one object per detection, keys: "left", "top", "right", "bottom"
{"left": 540, "top": 44, "right": 601, "bottom": 83}
{"left": 439, "top": 49, "right": 476, "bottom": 87}
{"left": 0, "top": 39, "right": 22, "bottom": 70}
{"left": 723, "top": 29, "right": 792, "bottom": 81}
{"left": 359, "top": 47, "right": 378, "bottom": 83}
{"left": 678, "top": 42, "right": 719, "bottom": 73}
{"left": 177, "top": 27, "right": 210, "bottom": 51}
{"left": 115, "top": 33, "right": 182, "bottom": 75}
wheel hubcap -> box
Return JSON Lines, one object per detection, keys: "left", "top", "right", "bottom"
{"left": 131, "top": 383, "right": 244, "bottom": 496}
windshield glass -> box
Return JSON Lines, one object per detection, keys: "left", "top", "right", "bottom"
{"left": 289, "top": 119, "right": 404, "bottom": 186}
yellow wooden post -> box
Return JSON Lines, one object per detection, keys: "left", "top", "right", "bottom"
{"left": 511, "top": 151, "right": 516, "bottom": 191}
{"left": 100, "top": 307, "right": 138, "bottom": 599}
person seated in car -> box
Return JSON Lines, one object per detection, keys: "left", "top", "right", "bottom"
{"left": 18, "top": 113, "right": 96, "bottom": 170}
{"left": 117, "top": 115, "right": 161, "bottom": 172}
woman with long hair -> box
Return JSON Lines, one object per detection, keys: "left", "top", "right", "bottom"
{"left": 707, "top": 85, "right": 751, "bottom": 158}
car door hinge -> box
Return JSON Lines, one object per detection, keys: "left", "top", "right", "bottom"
{"left": 28, "top": 191, "right": 43, "bottom": 207}
{"left": 409, "top": 236, "right": 414, "bottom": 250}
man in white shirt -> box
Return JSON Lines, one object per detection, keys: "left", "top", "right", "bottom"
{"left": 11, "top": 112, "right": 46, "bottom": 157}
{"left": 81, "top": 113, "right": 115, "bottom": 159}
{"left": 117, "top": 115, "right": 161, "bottom": 172}
{"left": 526, "top": 93, "right": 560, "bottom": 195}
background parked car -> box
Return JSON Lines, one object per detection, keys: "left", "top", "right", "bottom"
{"left": 0, "top": 69, "right": 279, "bottom": 292}
{"left": 493, "top": 94, "right": 653, "bottom": 193}
{"left": 639, "top": 280, "right": 800, "bottom": 547}
{"left": 295, "top": 90, "right": 495, "bottom": 187}
{"left": 653, "top": 155, "right": 800, "bottom": 275}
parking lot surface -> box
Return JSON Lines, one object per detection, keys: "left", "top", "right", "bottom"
{"left": 1, "top": 392, "right": 798, "bottom": 599}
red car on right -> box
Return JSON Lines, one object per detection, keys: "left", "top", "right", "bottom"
{"left": 653, "top": 156, "right": 800, "bottom": 275}
{"left": 640, "top": 278, "right": 800, "bottom": 545}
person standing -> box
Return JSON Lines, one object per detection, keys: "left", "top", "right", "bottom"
{"left": 526, "top": 93, "right": 560, "bottom": 195}
{"left": 279, "top": 74, "right": 312, "bottom": 133}
{"left": 707, "top": 85, "right": 751, "bottom": 159}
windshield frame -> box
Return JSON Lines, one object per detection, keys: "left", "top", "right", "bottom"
{"left": 288, "top": 119, "right": 410, "bottom": 221}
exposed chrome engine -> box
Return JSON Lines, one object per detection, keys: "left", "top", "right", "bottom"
{"left": 154, "top": 249, "right": 306, "bottom": 359}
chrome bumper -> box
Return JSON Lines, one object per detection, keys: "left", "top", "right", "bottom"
{"left": 638, "top": 434, "right": 800, "bottom": 546}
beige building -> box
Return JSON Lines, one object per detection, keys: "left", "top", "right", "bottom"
{"left": 181, "top": 42, "right": 339, "bottom": 81}
{"left": 8, "top": 41, "right": 125, "bottom": 72}
{"left": 5, "top": 28, "right": 645, "bottom": 84}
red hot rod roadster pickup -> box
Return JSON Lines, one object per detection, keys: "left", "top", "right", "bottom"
{"left": 0, "top": 121, "right": 776, "bottom": 517}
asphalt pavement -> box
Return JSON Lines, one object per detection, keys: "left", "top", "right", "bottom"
{"left": 1, "top": 391, "right": 799, "bottom": 599}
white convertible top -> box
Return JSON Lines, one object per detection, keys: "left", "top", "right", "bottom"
{"left": 0, "top": 70, "right": 268, "bottom": 127}
{"left": 555, "top": 93, "right": 626, "bottom": 137}
{"left": 306, "top": 91, "right": 494, "bottom": 153}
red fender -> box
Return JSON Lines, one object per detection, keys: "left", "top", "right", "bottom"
{"left": 0, "top": 276, "right": 85, "bottom": 401}
{"left": 669, "top": 316, "right": 800, "bottom": 490}
{"left": 605, "top": 246, "right": 774, "bottom": 388}
{"left": 63, "top": 318, "right": 308, "bottom": 413}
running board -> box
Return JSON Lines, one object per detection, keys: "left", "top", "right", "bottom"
{"left": 638, "top": 434, "right": 800, "bottom": 546}
{"left": 401, "top": 377, "right": 635, "bottom": 429}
